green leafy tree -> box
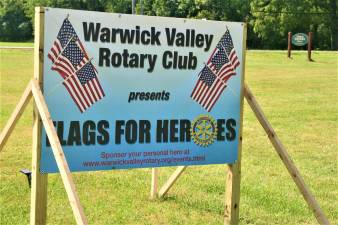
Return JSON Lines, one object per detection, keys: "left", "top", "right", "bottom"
{"left": 250, "top": 0, "right": 337, "bottom": 50}
{"left": 105, "top": 0, "right": 132, "bottom": 14}
{"left": 139, "top": 0, "right": 197, "bottom": 17}
{"left": 0, "top": 0, "right": 336, "bottom": 50}
{"left": 0, "top": 0, "right": 33, "bottom": 41}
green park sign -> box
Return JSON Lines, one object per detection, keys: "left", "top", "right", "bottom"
{"left": 291, "top": 33, "right": 308, "bottom": 46}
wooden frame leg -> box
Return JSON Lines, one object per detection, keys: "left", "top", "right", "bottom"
{"left": 30, "top": 92, "right": 48, "bottom": 225}
{"left": 31, "top": 80, "right": 88, "bottom": 225}
{"left": 224, "top": 163, "right": 241, "bottom": 225}
{"left": 150, "top": 168, "right": 159, "bottom": 199}
{"left": 244, "top": 84, "right": 330, "bottom": 225}
{"left": 30, "top": 7, "right": 48, "bottom": 224}
{"left": 0, "top": 82, "right": 32, "bottom": 151}
{"left": 158, "top": 166, "right": 187, "bottom": 198}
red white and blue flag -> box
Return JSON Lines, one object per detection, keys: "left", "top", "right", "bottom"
{"left": 217, "top": 28, "right": 240, "bottom": 68}
{"left": 191, "top": 27, "right": 240, "bottom": 112}
{"left": 63, "top": 62, "right": 105, "bottom": 113}
{"left": 190, "top": 66, "right": 227, "bottom": 112}
{"left": 48, "top": 18, "right": 79, "bottom": 64}
{"left": 48, "top": 18, "right": 105, "bottom": 113}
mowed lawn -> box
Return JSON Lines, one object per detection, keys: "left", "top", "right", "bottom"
{"left": 0, "top": 42, "right": 34, "bottom": 47}
{"left": 0, "top": 48, "right": 337, "bottom": 225}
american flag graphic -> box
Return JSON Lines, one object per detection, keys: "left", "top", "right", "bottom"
{"left": 48, "top": 17, "right": 105, "bottom": 113}
{"left": 217, "top": 28, "right": 240, "bottom": 68}
{"left": 48, "top": 18, "right": 79, "bottom": 63}
{"left": 207, "top": 46, "right": 236, "bottom": 81}
{"left": 51, "top": 36, "right": 89, "bottom": 79}
{"left": 191, "top": 27, "right": 240, "bottom": 112}
{"left": 191, "top": 66, "right": 227, "bottom": 112}
{"left": 63, "top": 62, "right": 105, "bottom": 113}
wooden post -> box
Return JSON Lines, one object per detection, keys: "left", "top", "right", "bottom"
{"left": 224, "top": 23, "right": 247, "bottom": 225}
{"left": 150, "top": 168, "right": 158, "bottom": 199}
{"left": 31, "top": 80, "right": 88, "bottom": 225}
{"left": 30, "top": 7, "right": 48, "bottom": 225}
{"left": 158, "top": 166, "right": 187, "bottom": 198}
{"left": 288, "top": 32, "right": 292, "bottom": 58}
{"left": 308, "top": 32, "right": 313, "bottom": 61}
{"left": 0, "top": 82, "right": 32, "bottom": 151}
{"left": 244, "top": 84, "right": 331, "bottom": 225}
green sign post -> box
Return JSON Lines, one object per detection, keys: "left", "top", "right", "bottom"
{"left": 287, "top": 32, "right": 313, "bottom": 61}
{"left": 291, "top": 33, "right": 308, "bottom": 46}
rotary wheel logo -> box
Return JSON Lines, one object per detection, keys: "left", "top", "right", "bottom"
{"left": 191, "top": 114, "right": 217, "bottom": 147}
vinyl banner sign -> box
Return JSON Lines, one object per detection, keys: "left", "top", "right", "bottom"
{"left": 41, "top": 8, "right": 245, "bottom": 173}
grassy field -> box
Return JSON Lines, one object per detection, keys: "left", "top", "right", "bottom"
{"left": 0, "top": 49, "right": 337, "bottom": 225}
{"left": 0, "top": 42, "right": 34, "bottom": 47}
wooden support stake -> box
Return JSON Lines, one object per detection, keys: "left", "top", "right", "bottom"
{"left": 158, "top": 166, "right": 187, "bottom": 198}
{"left": 224, "top": 24, "right": 247, "bottom": 225}
{"left": 0, "top": 82, "right": 32, "bottom": 151}
{"left": 287, "top": 32, "right": 292, "bottom": 58}
{"left": 244, "top": 84, "right": 331, "bottom": 225}
{"left": 30, "top": 7, "right": 48, "bottom": 225}
{"left": 224, "top": 163, "right": 241, "bottom": 225}
{"left": 150, "top": 168, "right": 159, "bottom": 199}
{"left": 223, "top": 94, "right": 243, "bottom": 223}
{"left": 308, "top": 32, "right": 313, "bottom": 61}
{"left": 31, "top": 79, "right": 88, "bottom": 225}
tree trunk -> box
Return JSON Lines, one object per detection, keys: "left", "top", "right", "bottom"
{"left": 330, "top": 0, "right": 338, "bottom": 50}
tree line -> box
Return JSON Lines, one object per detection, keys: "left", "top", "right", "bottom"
{"left": 0, "top": 0, "right": 337, "bottom": 50}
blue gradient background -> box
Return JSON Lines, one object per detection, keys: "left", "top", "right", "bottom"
{"left": 41, "top": 8, "right": 245, "bottom": 173}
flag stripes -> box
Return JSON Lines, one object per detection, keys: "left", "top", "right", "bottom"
{"left": 191, "top": 66, "right": 227, "bottom": 112}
